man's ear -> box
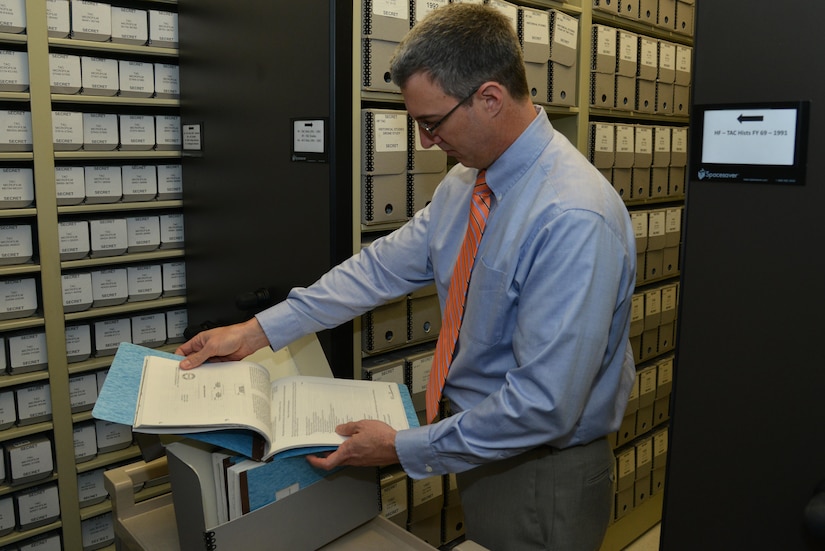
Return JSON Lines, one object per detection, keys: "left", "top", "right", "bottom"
{"left": 478, "top": 81, "right": 505, "bottom": 116}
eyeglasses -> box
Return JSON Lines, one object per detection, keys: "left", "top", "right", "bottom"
{"left": 418, "top": 86, "right": 479, "bottom": 136}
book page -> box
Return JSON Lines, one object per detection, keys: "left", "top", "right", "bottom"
{"left": 134, "top": 356, "right": 273, "bottom": 441}
{"left": 269, "top": 376, "right": 410, "bottom": 455}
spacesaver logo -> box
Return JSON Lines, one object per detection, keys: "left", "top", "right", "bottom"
{"left": 697, "top": 168, "right": 740, "bottom": 180}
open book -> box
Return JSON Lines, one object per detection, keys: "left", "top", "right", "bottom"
{"left": 92, "top": 342, "right": 418, "bottom": 462}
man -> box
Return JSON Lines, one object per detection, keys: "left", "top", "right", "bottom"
{"left": 176, "top": 4, "right": 636, "bottom": 549}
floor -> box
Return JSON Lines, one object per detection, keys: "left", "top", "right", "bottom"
{"left": 623, "top": 523, "right": 661, "bottom": 551}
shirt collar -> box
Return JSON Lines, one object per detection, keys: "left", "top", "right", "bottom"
{"left": 484, "top": 106, "right": 554, "bottom": 200}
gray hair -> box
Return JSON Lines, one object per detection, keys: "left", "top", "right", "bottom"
{"left": 390, "top": 3, "right": 529, "bottom": 101}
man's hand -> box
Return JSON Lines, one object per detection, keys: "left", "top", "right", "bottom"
{"left": 307, "top": 420, "right": 399, "bottom": 470}
{"left": 175, "top": 318, "right": 270, "bottom": 369}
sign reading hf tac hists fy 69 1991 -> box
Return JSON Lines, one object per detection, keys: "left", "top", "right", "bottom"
{"left": 691, "top": 101, "right": 810, "bottom": 185}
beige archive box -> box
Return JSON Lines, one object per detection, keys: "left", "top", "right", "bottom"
{"left": 676, "top": 0, "right": 695, "bottom": 36}
{"left": 521, "top": 6, "right": 550, "bottom": 103}
{"left": 405, "top": 345, "right": 435, "bottom": 413}
{"left": 614, "top": 124, "right": 634, "bottom": 169}
{"left": 361, "top": 0, "right": 409, "bottom": 93}
{"left": 657, "top": 0, "right": 677, "bottom": 30}
{"left": 408, "top": 116, "right": 447, "bottom": 174}
{"left": 362, "top": 296, "right": 407, "bottom": 354}
{"left": 362, "top": 38, "right": 400, "bottom": 93}
{"left": 362, "top": 172, "right": 407, "bottom": 225}
{"left": 548, "top": 9, "right": 577, "bottom": 106}
{"left": 588, "top": 122, "right": 615, "bottom": 169}
{"left": 634, "top": 125, "right": 653, "bottom": 167}
{"left": 638, "top": 0, "right": 657, "bottom": 25}
{"left": 592, "top": 0, "right": 620, "bottom": 16}
{"left": 591, "top": 24, "right": 616, "bottom": 75}
{"left": 617, "top": 30, "right": 638, "bottom": 77}
{"left": 379, "top": 466, "right": 409, "bottom": 528}
{"left": 408, "top": 291, "right": 441, "bottom": 345}
{"left": 362, "top": 109, "right": 408, "bottom": 175}
{"left": 409, "top": 170, "right": 446, "bottom": 215}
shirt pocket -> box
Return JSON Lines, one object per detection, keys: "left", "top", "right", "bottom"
{"left": 462, "top": 258, "right": 508, "bottom": 346}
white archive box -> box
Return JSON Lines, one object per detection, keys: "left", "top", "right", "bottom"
{"left": 78, "top": 468, "right": 108, "bottom": 508}
{"left": 155, "top": 115, "right": 181, "bottom": 150}
{"left": 118, "top": 60, "right": 154, "bottom": 98}
{"left": 82, "top": 511, "right": 116, "bottom": 551}
{"left": 19, "top": 533, "right": 62, "bottom": 551}
{"left": 84, "top": 165, "right": 122, "bottom": 203}
{"left": 148, "top": 9, "right": 178, "bottom": 48}
{"left": 162, "top": 261, "right": 186, "bottom": 296}
{"left": 0, "top": 277, "right": 37, "bottom": 320}
{"left": 16, "top": 484, "right": 61, "bottom": 531}
{"left": 8, "top": 331, "right": 48, "bottom": 374}
{"left": 66, "top": 324, "right": 92, "bottom": 363}
{"left": 80, "top": 56, "right": 119, "bottom": 96}
{"left": 0, "top": 167, "right": 34, "bottom": 208}
{"left": 0, "top": 0, "right": 25, "bottom": 34}
{"left": 0, "top": 223, "right": 33, "bottom": 265}
{"left": 14, "top": 383, "right": 52, "bottom": 425}
{"left": 58, "top": 220, "right": 91, "bottom": 260}
{"left": 159, "top": 213, "right": 184, "bottom": 248}
{"left": 126, "top": 264, "right": 163, "bottom": 301}
{"left": 156, "top": 164, "right": 182, "bottom": 199}
{"left": 74, "top": 422, "right": 98, "bottom": 462}
{"left": 89, "top": 218, "right": 128, "bottom": 257}
{"left": 55, "top": 166, "right": 86, "bottom": 205}
{"left": 61, "top": 272, "right": 93, "bottom": 313}
{"left": 70, "top": 0, "right": 112, "bottom": 41}
{"left": 119, "top": 115, "right": 156, "bottom": 151}
{"left": 52, "top": 110, "right": 84, "bottom": 151}
{"left": 0, "top": 389, "right": 15, "bottom": 430}
{"left": 83, "top": 113, "right": 120, "bottom": 151}
{"left": 130, "top": 312, "right": 166, "bottom": 347}
{"left": 153, "top": 63, "right": 180, "bottom": 98}
{"left": 165, "top": 308, "right": 187, "bottom": 343}
{"left": 94, "top": 419, "right": 132, "bottom": 453}
{"left": 0, "top": 49, "right": 28, "bottom": 92}
{"left": 111, "top": 7, "right": 148, "bottom": 45}
{"left": 93, "top": 318, "right": 131, "bottom": 357}
{"left": 126, "top": 216, "right": 161, "bottom": 253}
{"left": 0, "top": 110, "right": 32, "bottom": 152}
{"left": 121, "top": 164, "right": 157, "bottom": 201}
{"left": 49, "top": 53, "right": 81, "bottom": 94}
{"left": 8, "top": 438, "right": 54, "bottom": 485}
{"left": 91, "top": 268, "right": 128, "bottom": 307}
{"left": 46, "top": 0, "right": 70, "bottom": 38}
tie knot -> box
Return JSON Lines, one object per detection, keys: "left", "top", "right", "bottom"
{"left": 474, "top": 169, "right": 491, "bottom": 197}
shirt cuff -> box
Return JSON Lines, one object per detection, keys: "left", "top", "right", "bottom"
{"left": 395, "top": 424, "right": 444, "bottom": 479}
{"left": 254, "top": 301, "right": 305, "bottom": 351}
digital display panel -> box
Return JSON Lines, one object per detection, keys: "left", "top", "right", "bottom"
{"left": 691, "top": 101, "right": 810, "bottom": 184}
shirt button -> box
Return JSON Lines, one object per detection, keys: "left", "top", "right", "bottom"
{"left": 425, "top": 464, "right": 433, "bottom": 473}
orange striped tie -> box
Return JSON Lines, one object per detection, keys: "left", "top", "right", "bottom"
{"left": 426, "top": 169, "right": 492, "bottom": 423}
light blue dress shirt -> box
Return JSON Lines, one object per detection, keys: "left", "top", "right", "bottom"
{"left": 256, "top": 108, "right": 636, "bottom": 479}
